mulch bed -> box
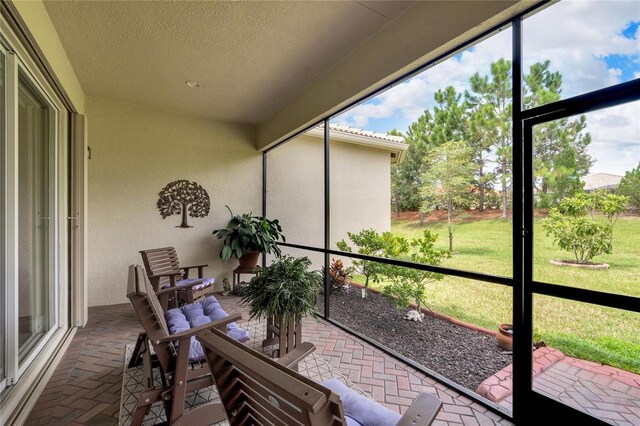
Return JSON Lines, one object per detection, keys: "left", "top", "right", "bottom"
{"left": 325, "top": 288, "right": 512, "bottom": 391}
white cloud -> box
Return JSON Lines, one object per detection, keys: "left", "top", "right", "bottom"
{"left": 352, "top": 115, "right": 370, "bottom": 128}
{"left": 335, "top": 1, "right": 639, "bottom": 175}
{"left": 338, "top": 29, "right": 511, "bottom": 127}
{"left": 585, "top": 102, "right": 640, "bottom": 175}
{"left": 522, "top": 1, "right": 639, "bottom": 96}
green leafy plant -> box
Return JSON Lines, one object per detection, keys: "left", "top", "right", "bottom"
{"left": 336, "top": 229, "right": 407, "bottom": 298}
{"left": 239, "top": 256, "right": 322, "bottom": 322}
{"left": 212, "top": 206, "right": 285, "bottom": 261}
{"left": 542, "top": 191, "right": 627, "bottom": 264}
{"left": 382, "top": 230, "right": 449, "bottom": 312}
{"left": 323, "top": 258, "right": 353, "bottom": 294}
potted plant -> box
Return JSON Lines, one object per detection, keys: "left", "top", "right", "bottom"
{"left": 212, "top": 206, "right": 286, "bottom": 269}
{"left": 239, "top": 255, "right": 321, "bottom": 356}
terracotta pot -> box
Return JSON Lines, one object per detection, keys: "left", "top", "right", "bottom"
{"left": 238, "top": 250, "right": 260, "bottom": 270}
{"left": 496, "top": 323, "right": 513, "bottom": 351}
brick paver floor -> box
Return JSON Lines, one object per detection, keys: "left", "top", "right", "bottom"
{"left": 25, "top": 295, "right": 514, "bottom": 425}
{"left": 477, "top": 345, "right": 640, "bottom": 425}
{"left": 24, "top": 294, "right": 640, "bottom": 425}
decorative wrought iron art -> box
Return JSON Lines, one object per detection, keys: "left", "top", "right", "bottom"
{"left": 157, "top": 180, "right": 210, "bottom": 228}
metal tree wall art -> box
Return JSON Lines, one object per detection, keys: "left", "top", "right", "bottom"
{"left": 157, "top": 180, "right": 210, "bottom": 228}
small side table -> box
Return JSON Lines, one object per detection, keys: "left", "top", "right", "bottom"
{"left": 232, "top": 266, "right": 256, "bottom": 293}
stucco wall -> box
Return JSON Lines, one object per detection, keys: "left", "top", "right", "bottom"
{"left": 330, "top": 140, "right": 391, "bottom": 245}
{"left": 266, "top": 132, "right": 391, "bottom": 268}
{"left": 86, "top": 97, "right": 260, "bottom": 307}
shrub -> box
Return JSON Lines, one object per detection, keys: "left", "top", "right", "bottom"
{"left": 542, "top": 211, "right": 612, "bottom": 263}
{"left": 382, "top": 230, "right": 449, "bottom": 312}
{"left": 336, "top": 229, "right": 407, "bottom": 298}
{"left": 542, "top": 191, "right": 627, "bottom": 264}
{"left": 323, "top": 259, "right": 353, "bottom": 294}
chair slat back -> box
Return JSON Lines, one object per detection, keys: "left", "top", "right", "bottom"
{"left": 127, "top": 265, "right": 176, "bottom": 370}
{"left": 140, "top": 247, "right": 182, "bottom": 290}
{"left": 198, "top": 329, "right": 347, "bottom": 426}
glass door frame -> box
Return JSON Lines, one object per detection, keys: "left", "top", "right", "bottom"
{"left": 0, "top": 40, "right": 6, "bottom": 396}
{"left": 518, "top": 78, "right": 640, "bottom": 422}
{"left": 3, "top": 48, "right": 62, "bottom": 387}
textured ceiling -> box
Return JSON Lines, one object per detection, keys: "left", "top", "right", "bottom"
{"left": 43, "top": 1, "right": 414, "bottom": 124}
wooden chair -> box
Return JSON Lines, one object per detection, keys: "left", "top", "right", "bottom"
{"left": 197, "top": 328, "right": 443, "bottom": 426}
{"left": 127, "top": 264, "right": 245, "bottom": 425}
{"left": 140, "top": 246, "right": 214, "bottom": 309}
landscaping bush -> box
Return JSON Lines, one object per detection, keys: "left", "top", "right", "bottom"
{"left": 323, "top": 258, "right": 353, "bottom": 294}
{"left": 542, "top": 191, "right": 627, "bottom": 264}
{"left": 382, "top": 230, "right": 449, "bottom": 313}
{"left": 336, "top": 229, "right": 407, "bottom": 297}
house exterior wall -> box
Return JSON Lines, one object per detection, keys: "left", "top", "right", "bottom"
{"left": 266, "top": 133, "right": 391, "bottom": 268}
{"left": 85, "top": 97, "right": 260, "bottom": 306}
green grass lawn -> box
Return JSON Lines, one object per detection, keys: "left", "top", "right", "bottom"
{"left": 354, "top": 213, "right": 640, "bottom": 373}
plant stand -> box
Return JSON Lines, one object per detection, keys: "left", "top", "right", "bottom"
{"left": 262, "top": 314, "right": 302, "bottom": 358}
{"left": 232, "top": 266, "right": 256, "bottom": 294}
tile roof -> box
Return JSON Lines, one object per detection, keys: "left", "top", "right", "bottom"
{"left": 318, "top": 123, "right": 406, "bottom": 145}
{"left": 581, "top": 173, "right": 623, "bottom": 191}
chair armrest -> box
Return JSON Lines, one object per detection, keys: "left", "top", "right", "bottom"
{"left": 154, "top": 279, "right": 204, "bottom": 296}
{"left": 181, "top": 264, "right": 208, "bottom": 270}
{"left": 396, "top": 392, "right": 442, "bottom": 426}
{"left": 149, "top": 271, "right": 182, "bottom": 279}
{"left": 156, "top": 313, "right": 242, "bottom": 343}
{"left": 181, "top": 264, "right": 208, "bottom": 278}
{"left": 275, "top": 342, "right": 315, "bottom": 368}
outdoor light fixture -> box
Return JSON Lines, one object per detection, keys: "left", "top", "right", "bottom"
{"left": 185, "top": 80, "right": 201, "bottom": 88}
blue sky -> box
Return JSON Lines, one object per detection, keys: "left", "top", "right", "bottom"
{"left": 333, "top": 1, "right": 640, "bottom": 176}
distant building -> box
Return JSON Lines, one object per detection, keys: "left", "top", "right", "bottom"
{"left": 266, "top": 124, "right": 407, "bottom": 267}
{"left": 582, "top": 173, "right": 623, "bottom": 192}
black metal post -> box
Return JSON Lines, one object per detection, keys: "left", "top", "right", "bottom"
{"left": 511, "top": 17, "right": 531, "bottom": 423}
{"left": 324, "top": 120, "right": 331, "bottom": 319}
{"left": 262, "top": 151, "right": 267, "bottom": 268}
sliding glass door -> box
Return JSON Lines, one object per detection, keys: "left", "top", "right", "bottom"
{"left": 0, "top": 46, "right": 6, "bottom": 394}
{"left": 17, "top": 73, "right": 55, "bottom": 360}
{"left": 1, "top": 45, "right": 63, "bottom": 390}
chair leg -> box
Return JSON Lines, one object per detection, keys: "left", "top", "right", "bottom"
{"left": 131, "top": 388, "right": 157, "bottom": 426}
{"left": 130, "top": 404, "right": 148, "bottom": 426}
{"left": 168, "top": 339, "right": 191, "bottom": 424}
{"left": 128, "top": 332, "right": 147, "bottom": 368}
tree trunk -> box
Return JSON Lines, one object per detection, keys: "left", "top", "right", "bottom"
{"left": 419, "top": 212, "right": 424, "bottom": 226}
{"left": 363, "top": 275, "right": 369, "bottom": 298}
{"left": 478, "top": 166, "right": 485, "bottom": 212}
{"left": 395, "top": 201, "right": 400, "bottom": 219}
{"left": 447, "top": 197, "right": 453, "bottom": 252}
{"left": 501, "top": 159, "right": 508, "bottom": 218}
{"left": 178, "top": 203, "right": 191, "bottom": 228}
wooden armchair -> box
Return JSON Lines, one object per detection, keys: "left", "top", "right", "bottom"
{"left": 197, "top": 328, "right": 443, "bottom": 426}
{"left": 126, "top": 264, "right": 247, "bottom": 425}
{"left": 140, "top": 246, "right": 214, "bottom": 309}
